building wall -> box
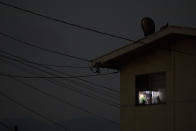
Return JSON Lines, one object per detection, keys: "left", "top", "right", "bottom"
{"left": 120, "top": 48, "right": 172, "bottom": 131}
{"left": 173, "top": 38, "right": 196, "bottom": 131}
{"left": 120, "top": 37, "right": 196, "bottom": 131}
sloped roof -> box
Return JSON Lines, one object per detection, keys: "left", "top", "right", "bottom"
{"left": 91, "top": 26, "right": 196, "bottom": 69}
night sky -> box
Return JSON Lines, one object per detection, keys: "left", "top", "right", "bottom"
{"left": 0, "top": 0, "right": 196, "bottom": 130}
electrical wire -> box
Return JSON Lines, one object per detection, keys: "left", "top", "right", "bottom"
{"left": 0, "top": 32, "right": 90, "bottom": 62}
{"left": 0, "top": 54, "right": 118, "bottom": 79}
{"left": 0, "top": 1, "right": 134, "bottom": 42}
{"left": 39, "top": 64, "right": 120, "bottom": 98}
{"left": 2, "top": 1, "right": 195, "bottom": 68}
{"left": 0, "top": 91, "right": 72, "bottom": 131}
{"left": 0, "top": 50, "right": 120, "bottom": 100}
{"left": 0, "top": 55, "right": 119, "bottom": 101}
{"left": 0, "top": 54, "right": 119, "bottom": 100}
{"left": 0, "top": 59, "right": 120, "bottom": 124}
{"left": 0, "top": 71, "right": 118, "bottom": 79}
{"left": 0, "top": 121, "right": 11, "bottom": 131}
{"left": 6, "top": 77, "right": 119, "bottom": 125}
{"left": 0, "top": 49, "right": 120, "bottom": 93}
{"left": 0, "top": 54, "right": 89, "bottom": 68}
{"left": 39, "top": 65, "right": 89, "bottom": 69}
{"left": 0, "top": 51, "right": 89, "bottom": 69}
{"left": 0, "top": 58, "right": 120, "bottom": 108}
{"left": 46, "top": 78, "right": 120, "bottom": 108}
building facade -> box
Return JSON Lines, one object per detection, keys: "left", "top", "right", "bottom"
{"left": 92, "top": 26, "right": 196, "bottom": 131}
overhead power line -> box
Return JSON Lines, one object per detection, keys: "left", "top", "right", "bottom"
{"left": 0, "top": 53, "right": 120, "bottom": 101}
{"left": 8, "top": 77, "right": 119, "bottom": 125}
{"left": 0, "top": 32, "right": 90, "bottom": 62}
{"left": 0, "top": 55, "right": 88, "bottom": 69}
{"left": 3, "top": 54, "right": 89, "bottom": 68}
{"left": 0, "top": 58, "right": 119, "bottom": 108}
{"left": 0, "top": 53, "right": 87, "bottom": 69}
{"left": 0, "top": 91, "right": 72, "bottom": 131}
{"left": 41, "top": 65, "right": 89, "bottom": 69}
{"left": 0, "top": 69, "right": 119, "bottom": 107}
{"left": 0, "top": 55, "right": 119, "bottom": 123}
{"left": 0, "top": 49, "right": 120, "bottom": 93}
{"left": 0, "top": 1, "right": 134, "bottom": 42}
{"left": 38, "top": 63, "right": 120, "bottom": 95}
{"left": 0, "top": 71, "right": 118, "bottom": 79}
{"left": 0, "top": 121, "right": 11, "bottom": 131}
{"left": 0, "top": 55, "right": 119, "bottom": 101}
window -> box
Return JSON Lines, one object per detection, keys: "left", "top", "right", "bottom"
{"left": 136, "top": 72, "right": 166, "bottom": 105}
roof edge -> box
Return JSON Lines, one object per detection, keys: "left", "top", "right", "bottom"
{"left": 91, "top": 25, "right": 196, "bottom": 68}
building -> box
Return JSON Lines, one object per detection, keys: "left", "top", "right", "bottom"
{"left": 91, "top": 26, "right": 196, "bottom": 131}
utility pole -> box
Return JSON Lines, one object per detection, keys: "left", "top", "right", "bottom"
{"left": 14, "top": 125, "right": 18, "bottom": 131}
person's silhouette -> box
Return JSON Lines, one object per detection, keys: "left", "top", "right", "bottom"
{"left": 157, "top": 96, "right": 161, "bottom": 103}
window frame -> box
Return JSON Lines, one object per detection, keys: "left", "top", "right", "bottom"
{"left": 135, "top": 72, "right": 167, "bottom": 106}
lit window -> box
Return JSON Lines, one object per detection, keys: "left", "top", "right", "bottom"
{"left": 136, "top": 72, "right": 166, "bottom": 105}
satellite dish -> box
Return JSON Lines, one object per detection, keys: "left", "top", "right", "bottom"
{"left": 141, "top": 17, "right": 155, "bottom": 36}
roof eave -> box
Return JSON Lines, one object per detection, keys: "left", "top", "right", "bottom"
{"left": 91, "top": 26, "right": 196, "bottom": 69}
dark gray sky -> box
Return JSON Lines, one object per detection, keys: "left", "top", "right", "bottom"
{"left": 0, "top": 0, "right": 196, "bottom": 130}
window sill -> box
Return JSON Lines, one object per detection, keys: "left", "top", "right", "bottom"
{"left": 135, "top": 102, "right": 167, "bottom": 107}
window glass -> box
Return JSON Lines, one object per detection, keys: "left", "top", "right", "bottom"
{"left": 136, "top": 72, "right": 166, "bottom": 105}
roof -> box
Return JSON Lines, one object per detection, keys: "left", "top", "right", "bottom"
{"left": 91, "top": 26, "right": 196, "bottom": 69}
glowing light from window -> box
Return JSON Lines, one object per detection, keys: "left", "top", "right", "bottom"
{"left": 138, "top": 91, "right": 162, "bottom": 104}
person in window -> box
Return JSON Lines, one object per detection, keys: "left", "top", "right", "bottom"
{"left": 149, "top": 93, "right": 152, "bottom": 104}
{"left": 139, "top": 93, "right": 147, "bottom": 104}
{"left": 157, "top": 96, "right": 161, "bottom": 104}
